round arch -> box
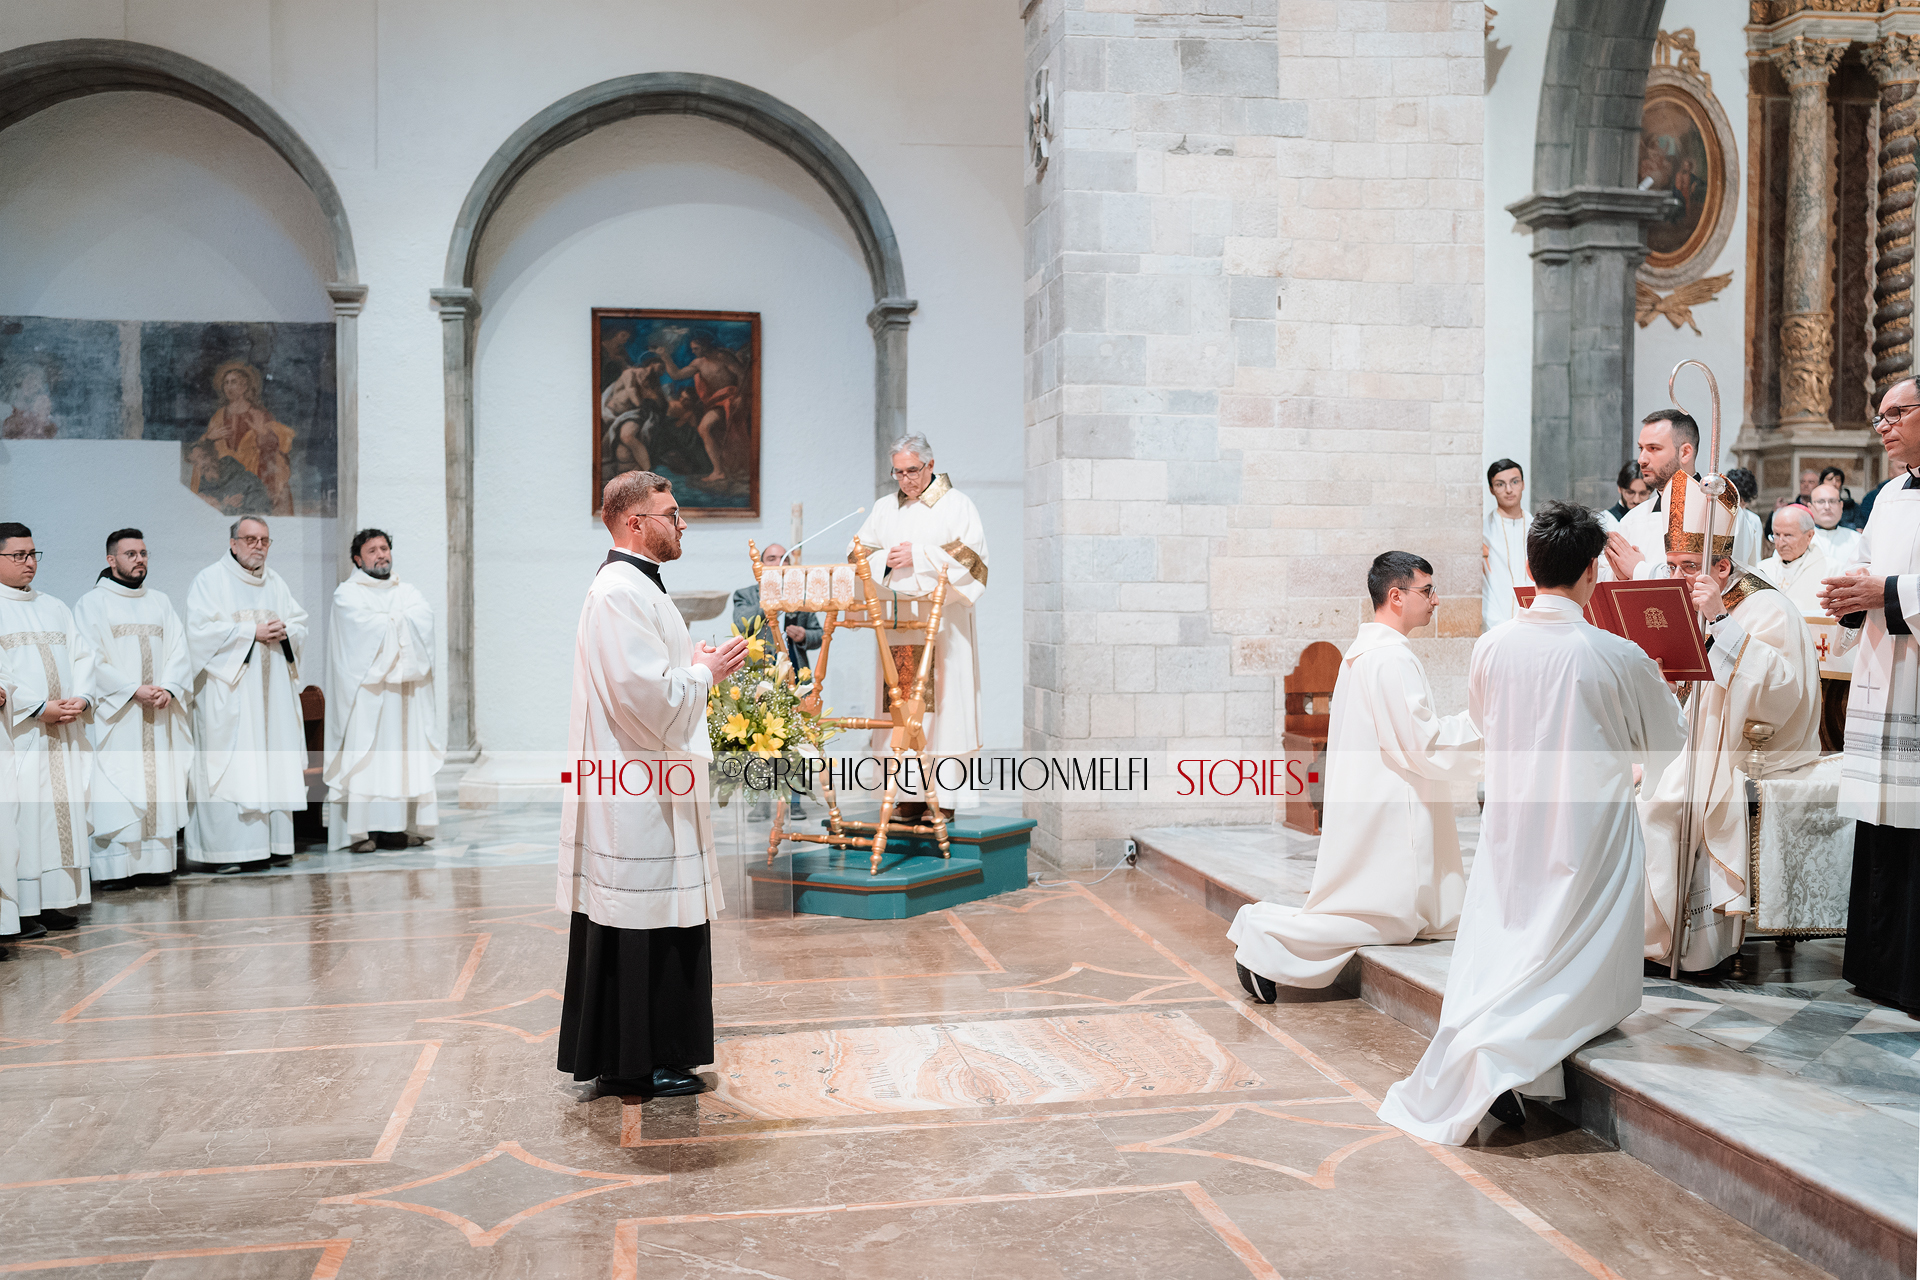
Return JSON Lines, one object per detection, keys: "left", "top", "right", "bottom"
{"left": 434, "top": 72, "right": 915, "bottom": 756}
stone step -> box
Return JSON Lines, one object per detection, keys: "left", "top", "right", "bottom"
{"left": 1133, "top": 826, "right": 1919, "bottom": 1280}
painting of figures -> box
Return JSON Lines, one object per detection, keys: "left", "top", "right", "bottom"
{"left": 0, "top": 315, "right": 337, "bottom": 517}
{"left": 593, "top": 308, "right": 760, "bottom": 517}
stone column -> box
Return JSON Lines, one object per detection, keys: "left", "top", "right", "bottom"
{"left": 431, "top": 286, "right": 480, "bottom": 761}
{"left": 1771, "top": 37, "right": 1849, "bottom": 427}
{"left": 1866, "top": 34, "right": 1920, "bottom": 395}
{"left": 866, "top": 297, "right": 916, "bottom": 490}
{"left": 326, "top": 282, "right": 368, "bottom": 585}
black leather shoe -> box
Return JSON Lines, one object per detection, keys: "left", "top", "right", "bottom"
{"left": 596, "top": 1075, "right": 651, "bottom": 1097}
{"left": 1486, "top": 1089, "right": 1527, "bottom": 1128}
{"left": 0, "top": 944, "right": 10, "bottom": 961}
{"left": 9, "top": 918, "right": 48, "bottom": 940}
{"left": 268, "top": 853, "right": 293, "bottom": 866}
{"left": 133, "top": 872, "right": 175, "bottom": 888}
{"left": 41, "top": 908, "right": 79, "bottom": 931}
{"left": 650, "top": 1066, "right": 705, "bottom": 1096}
{"left": 94, "top": 878, "right": 137, "bottom": 892}
{"left": 1236, "top": 962, "right": 1277, "bottom": 1005}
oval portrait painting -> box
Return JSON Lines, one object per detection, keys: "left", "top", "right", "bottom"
{"left": 1639, "top": 82, "right": 1725, "bottom": 271}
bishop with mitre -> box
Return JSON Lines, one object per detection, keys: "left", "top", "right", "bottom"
{"left": 1229, "top": 551, "right": 1481, "bottom": 994}
{"left": 325, "top": 529, "right": 443, "bottom": 851}
{"left": 852, "top": 433, "right": 989, "bottom": 817}
{"left": 0, "top": 522, "right": 94, "bottom": 931}
{"left": 557, "top": 471, "right": 747, "bottom": 1099}
{"left": 75, "top": 529, "right": 193, "bottom": 890}
{"left": 1640, "top": 475, "right": 1821, "bottom": 973}
{"left": 186, "top": 516, "right": 309, "bottom": 871}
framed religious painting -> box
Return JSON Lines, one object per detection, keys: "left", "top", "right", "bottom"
{"left": 592, "top": 308, "right": 761, "bottom": 519}
{"left": 1636, "top": 33, "right": 1740, "bottom": 291}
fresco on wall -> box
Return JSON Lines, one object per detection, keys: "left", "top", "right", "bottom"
{"left": 593, "top": 308, "right": 760, "bottom": 518}
{"left": 0, "top": 316, "right": 336, "bottom": 517}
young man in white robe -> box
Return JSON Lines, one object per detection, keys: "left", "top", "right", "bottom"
{"left": 1480, "top": 459, "right": 1529, "bottom": 630}
{"left": 325, "top": 529, "right": 443, "bottom": 852}
{"left": 75, "top": 529, "right": 192, "bottom": 890}
{"left": 1641, "top": 476, "right": 1822, "bottom": 974}
{"left": 1605, "top": 409, "right": 1699, "bottom": 581}
{"left": 0, "top": 522, "right": 94, "bottom": 933}
{"left": 852, "top": 433, "right": 989, "bottom": 819}
{"left": 185, "top": 517, "right": 309, "bottom": 872}
{"left": 1378, "top": 503, "right": 1686, "bottom": 1145}
{"left": 1820, "top": 376, "right": 1920, "bottom": 1009}
{"left": 557, "top": 471, "right": 747, "bottom": 1098}
{"left": 1230, "top": 551, "right": 1481, "bottom": 995}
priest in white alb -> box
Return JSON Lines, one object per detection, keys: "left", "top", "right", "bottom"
{"left": 1378, "top": 503, "right": 1686, "bottom": 1144}
{"left": 853, "top": 433, "right": 989, "bottom": 818}
{"left": 557, "top": 471, "right": 747, "bottom": 1099}
{"left": 1605, "top": 408, "right": 1697, "bottom": 581}
{"left": 75, "top": 529, "right": 192, "bottom": 890}
{"left": 186, "top": 516, "right": 309, "bottom": 871}
{"left": 1757, "top": 504, "right": 1832, "bottom": 611}
{"left": 0, "top": 522, "right": 94, "bottom": 932}
{"left": 1229, "top": 551, "right": 1481, "bottom": 995}
{"left": 1640, "top": 476, "right": 1822, "bottom": 973}
{"left": 325, "top": 528, "right": 443, "bottom": 852}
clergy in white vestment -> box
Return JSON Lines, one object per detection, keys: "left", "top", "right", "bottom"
{"left": 185, "top": 517, "right": 309, "bottom": 871}
{"left": 556, "top": 471, "right": 748, "bottom": 1098}
{"left": 1757, "top": 505, "right": 1832, "bottom": 612}
{"left": 1811, "top": 484, "right": 1865, "bottom": 565}
{"left": 1819, "top": 377, "right": 1920, "bottom": 1010}
{"left": 1640, "top": 476, "right": 1823, "bottom": 973}
{"left": 325, "top": 529, "right": 443, "bottom": 851}
{"left": 1723, "top": 467, "right": 1765, "bottom": 568}
{"left": 852, "top": 433, "right": 989, "bottom": 817}
{"left": 1378, "top": 503, "right": 1686, "bottom": 1144}
{"left": 0, "top": 522, "right": 95, "bottom": 930}
{"left": 1605, "top": 409, "right": 1698, "bottom": 581}
{"left": 75, "top": 530, "right": 192, "bottom": 889}
{"left": 1480, "top": 459, "right": 1529, "bottom": 629}
{"left": 1229, "top": 551, "right": 1482, "bottom": 995}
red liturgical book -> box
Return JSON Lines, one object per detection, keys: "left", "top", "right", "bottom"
{"left": 1513, "top": 580, "right": 1713, "bottom": 681}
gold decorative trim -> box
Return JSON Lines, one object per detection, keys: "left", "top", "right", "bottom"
{"left": 1721, "top": 571, "right": 1777, "bottom": 612}
{"left": 899, "top": 473, "right": 952, "bottom": 509}
{"left": 1636, "top": 272, "right": 1734, "bottom": 334}
{"left": 1655, "top": 28, "right": 1711, "bottom": 92}
{"left": 112, "top": 623, "right": 166, "bottom": 841}
{"left": 940, "top": 539, "right": 989, "bottom": 587}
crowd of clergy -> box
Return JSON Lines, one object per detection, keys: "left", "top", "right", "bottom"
{"left": 0, "top": 516, "right": 443, "bottom": 957}
{"left": 1233, "top": 375, "right": 1920, "bottom": 1144}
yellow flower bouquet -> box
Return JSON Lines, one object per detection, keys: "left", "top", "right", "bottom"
{"left": 708, "top": 615, "right": 836, "bottom": 805}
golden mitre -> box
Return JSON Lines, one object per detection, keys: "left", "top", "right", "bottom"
{"left": 1663, "top": 471, "right": 1738, "bottom": 557}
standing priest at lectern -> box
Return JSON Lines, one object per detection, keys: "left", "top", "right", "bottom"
{"left": 557, "top": 471, "right": 747, "bottom": 1099}
{"left": 1641, "top": 476, "right": 1821, "bottom": 974}
{"left": 1821, "top": 376, "right": 1920, "bottom": 1011}
{"left": 853, "top": 433, "right": 989, "bottom": 819}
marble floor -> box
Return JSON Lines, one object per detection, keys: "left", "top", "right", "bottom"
{"left": 0, "top": 854, "right": 1838, "bottom": 1278}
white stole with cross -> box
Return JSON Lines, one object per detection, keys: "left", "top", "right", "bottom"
{"left": 0, "top": 583, "right": 94, "bottom": 905}
{"left": 1838, "top": 483, "right": 1920, "bottom": 826}
{"left": 186, "top": 554, "right": 310, "bottom": 812}
{"left": 76, "top": 577, "right": 194, "bottom": 845}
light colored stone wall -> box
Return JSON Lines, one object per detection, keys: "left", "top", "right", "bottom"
{"left": 1024, "top": 0, "right": 1485, "bottom": 867}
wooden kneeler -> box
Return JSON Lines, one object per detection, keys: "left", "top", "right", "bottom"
{"left": 749, "top": 540, "right": 952, "bottom": 874}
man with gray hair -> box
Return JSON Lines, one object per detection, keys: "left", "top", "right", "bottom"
{"left": 852, "top": 433, "right": 990, "bottom": 820}
{"left": 185, "top": 515, "right": 309, "bottom": 872}
{"left": 1758, "top": 503, "right": 1832, "bottom": 613}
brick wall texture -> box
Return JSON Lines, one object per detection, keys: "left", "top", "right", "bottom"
{"left": 1023, "top": 0, "right": 1486, "bottom": 867}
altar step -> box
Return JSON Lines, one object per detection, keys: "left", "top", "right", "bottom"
{"left": 1132, "top": 825, "right": 1918, "bottom": 1280}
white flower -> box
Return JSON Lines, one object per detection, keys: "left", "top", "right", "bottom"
{"left": 754, "top": 680, "right": 775, "bottom": 700}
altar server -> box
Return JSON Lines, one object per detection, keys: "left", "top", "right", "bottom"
{"left": 1641, "top": 477, "right": 1822, "bottom": 973}
{"left": 75, "top": 530, "right": 192, "bottom": 889}
{"left": 1378, "top": 503, "right": 1686, "bottom": 1144}
{"left": 1757, "top": 505, "right": 1832, "bottom": 612}
{"left": 1606, "top": 409, "right": 1697, "bottom": 580}
{"left": 325, "top": 529, "right": 443, "bottom": 851}
{"left": 1725, "top": 468, "right": 1765, "bottom": 568}
{"left": 185, "top": 517, "right": 308, "bottom": 870}
{"left": 1480, "top": 460, "right": 1528, "bottom": 629}
{"left": 558, "top": 471, "right": 747, "bottom": 1098}
{"left": 1821, "top": 377, "right": 1920, "bottom": 1009}
{"left": 0, "top": 523, "right": 93, "bottom": 930}
{"left": 853, "top": 433, "right": 989, "bottom": 817}
{"left": 1230, "top": 552, "right": 1481, "bottom": 994}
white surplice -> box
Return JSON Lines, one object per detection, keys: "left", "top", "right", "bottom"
{"left": 1732, "top": 508, "right": 1764, "bottom": 568}
{"left": 324, "top": 570, "right": 443, "bottom": 847}
{"left": 185, "top": 555, "right": 309, "bottom": 864}
{"left": 0, "top": 584, "right": 94, "bottom": 914}
{"left": 1617, "top": 491, "right": 1674, "bottom": 580}
{"left": 1227, "top": 623, "right": 1482, "bottom": 988}
{"left": 1377, "top": 594, "right": 1686, "bottom": 1146}
{"left": 1480, "top": 510, "right": 1529, "bottom": 630}
{"left": 558, "top": 554, "right": 721, "bottom": 931}
{"left": 74, "top": 578, "right": 192, "bottom": 879}
{"left": 854, "top": 474, "right": 989, "bottom": 804}
{"left": 1640, "top": 576, "right": 1823, "bottom": 971}
{"left": 1757, "top": 544, "right": 1834, "bottom": 613}
{"left": 1817, "top": 524, "right": 1865, "bottom": 567}
{"left": 1837, "top": 478, "right": 1920, "bottom": 826}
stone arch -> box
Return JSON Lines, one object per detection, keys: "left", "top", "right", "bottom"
{"left": 0, "top": 38, "right": 368, "bottom": 564}
{"left": 1506, "top": 0, "right": 1670, "bottom": 507}
{"left": 434, "top": 72, "right": 914, "bottom": 755}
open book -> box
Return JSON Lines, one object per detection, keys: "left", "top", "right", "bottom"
{"left": 1513, "top": 580, "right": 1712, "bottom": 681}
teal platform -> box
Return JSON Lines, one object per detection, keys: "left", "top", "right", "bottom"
{"left": 749, "top": 815, "right": 1037, "bottom": 919}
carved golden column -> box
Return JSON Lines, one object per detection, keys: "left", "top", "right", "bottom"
{"left": 1866, "top": 34, "right": 1920, "bottom": 395}
{"left": 1770, "top": 36, "right": 1849, "bottom": 427}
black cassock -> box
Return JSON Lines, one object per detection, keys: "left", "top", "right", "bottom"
{"left": 556, "top": 914, "right": 714, "bottom": 1081}
{"left": 1845, "top": 822, "right": 1920, "bottom": 1009}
